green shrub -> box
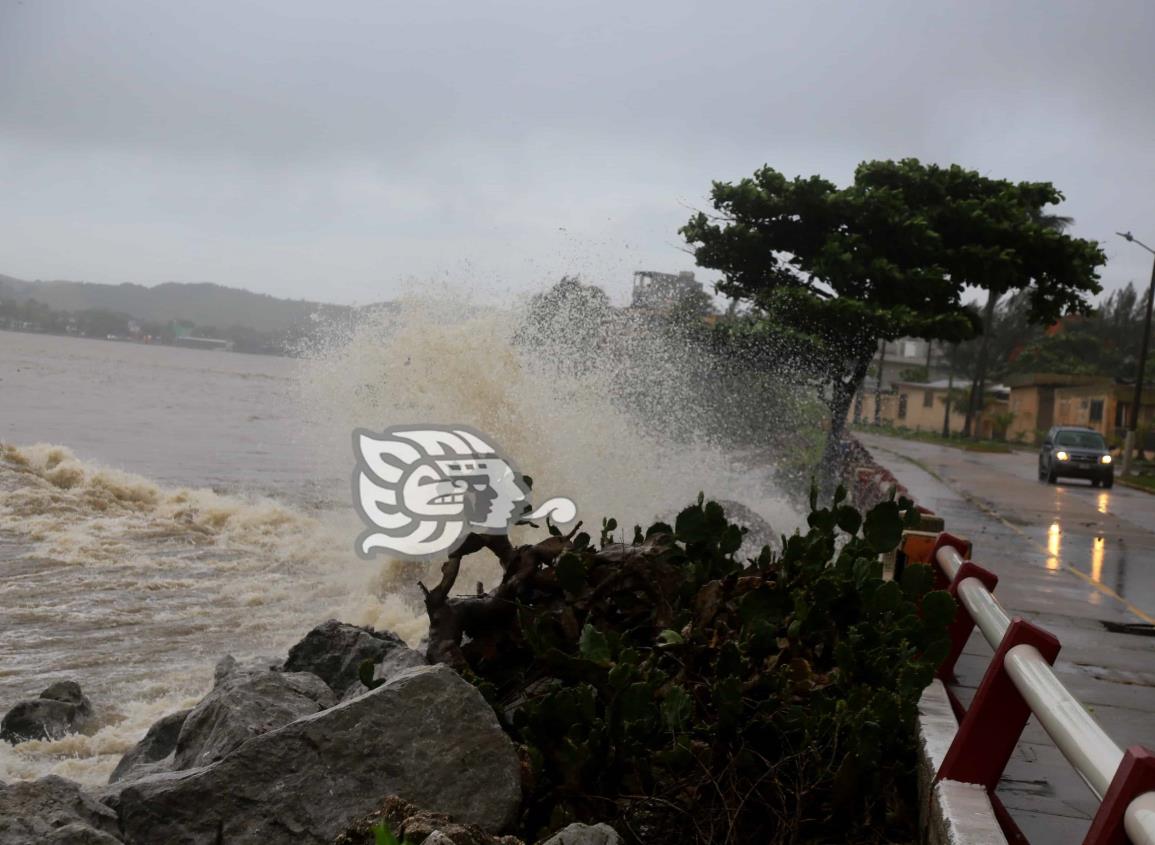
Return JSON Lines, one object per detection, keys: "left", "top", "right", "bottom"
{"left": 371, "top": 820, "right": 416, "bottom": 845}
{"left": 450, "top": 489, "right": 954, "bottom": 844}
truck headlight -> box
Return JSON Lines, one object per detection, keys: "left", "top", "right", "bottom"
{"left": 1056, "top": 451, "right": 1070, "bottom": 461}
{"left": 1101, "top": 455, "right": 1112, "bottom": 465}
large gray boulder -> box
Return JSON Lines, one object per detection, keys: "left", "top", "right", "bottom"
{"left": 110, "top": 662, "right": 335, "bottom": 784}
{"left": 0, "top": 775, "right": 122, "bottom": 845}
{"left": 538, "top": 823, "right": 623, "bottom": 845}
{"left": 108, "top": 709, "right": 190, "bottom": 784}
{"left": 1, "top": 681, "right": 94, "bottom": 744}
{"left": 212, "top": 654, "right": 283, "bottom": 685}
{"left": 172, "top": 668, "right": 335, "bottom": 770}
{"left": 38, "top": 681, "right": 90, "bottom": 707}
{"left": 339, "top": 646, "right": 428, "bottom": 702}
{"left": 42, "top": 824, "right": 123, "bottom": 844}
{"left": 110, "top": 664, "right": 522, "bottom": 844}
{"left": 715, "top": 499, "right": 775, "bottom": 553}
{"left": 284, "top": 619, "right": 414, "bottom": 695}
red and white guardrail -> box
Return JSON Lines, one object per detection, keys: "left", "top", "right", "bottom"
{"left": 901, "top": 530, "right": 1155, "bottom": 845}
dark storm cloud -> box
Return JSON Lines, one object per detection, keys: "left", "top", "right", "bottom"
{"left": 1, "top": 0, "right": 1153, "bottom": 303}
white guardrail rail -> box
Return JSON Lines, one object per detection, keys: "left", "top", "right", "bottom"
{"left": 933, "top": 541, "right": 1155, "bottom": 845}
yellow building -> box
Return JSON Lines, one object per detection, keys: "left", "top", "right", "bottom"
{"left": 1006, "top": 374, "right": 1155, "bottom": 445}
{"left": 857, "top": 372, "right": 1155, "bottom": 447}
{"left": 853, "top": 379, "right": 1009, "bottom": 439}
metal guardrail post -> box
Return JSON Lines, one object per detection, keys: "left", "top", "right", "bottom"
{"left": 928, "top": 532, "right": 971, "bottom": 589}
{"left": 929, "top": 535, "right": 1155, "bottom": 844}
{"left": 938, "top": 561, "right": 999, "bottom": 682}
{"left": 885, "top": 482, "right": 1155, "bottom": 843}
{"left": 1083, "top": 748, "right": 1155, "bottom": 845}
{"left": 936, "top": 619, "right": 1062, "bottom": 791}
{"left": 1124, "top": 792, "right": 1155, "bottom": 845}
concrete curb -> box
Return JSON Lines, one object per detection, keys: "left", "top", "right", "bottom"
{"left": 856, "top": 436, "right": 1009, "bottom": 843}
{"left": 844, "top": 435, "right": 911, "bottom": 510}
{"left": 918, "top": 680, "right": 1008, "bottom": 845}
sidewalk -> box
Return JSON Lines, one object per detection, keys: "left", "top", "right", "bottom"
{"left": 859, "top": 434, "right": 1155, "bottom": 842}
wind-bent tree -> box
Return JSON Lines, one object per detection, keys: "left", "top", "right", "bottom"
{"left": 682, "top": 158, "right": 1105, "bottom": 486}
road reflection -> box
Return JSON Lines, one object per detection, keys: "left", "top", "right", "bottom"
{"left": 1091, "top": 536, "right": 1105, "bottom": 583}
{"left": 1044, "top": 509, "right": 1143, "bottom": 620}
{"left": 862, "top": 431, "right": 1154, "bottom": 621}
{"left": 1047, "top": 521, "right": 1061, "bottom": 571}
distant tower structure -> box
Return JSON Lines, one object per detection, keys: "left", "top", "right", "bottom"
{"left": 630, "top": 270, "right": 703, "bottom": 311}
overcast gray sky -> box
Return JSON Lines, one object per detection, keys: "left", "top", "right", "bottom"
{"left": 2, "top": 0, "right": 1153, "bottom": 305}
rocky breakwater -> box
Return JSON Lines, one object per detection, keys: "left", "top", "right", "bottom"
{"left": 0, "top": 681, "right": 94, "bottom": 745}
{"left": 0, "top": 620, "right": 615, "bottom": 845}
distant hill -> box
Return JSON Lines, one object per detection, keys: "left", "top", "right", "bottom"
{"left": 0, "top": 274, "right": 351, "bottom": 334}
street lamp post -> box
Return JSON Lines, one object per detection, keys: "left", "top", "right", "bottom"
{"left": 1116, "top": 231, "right": 1155, "bottom": 477}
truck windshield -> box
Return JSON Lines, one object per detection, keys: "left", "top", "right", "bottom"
{"left": 1054, "top": 430, "right": 1106, "bottom": 449}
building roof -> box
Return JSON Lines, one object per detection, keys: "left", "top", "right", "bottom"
{"left": 893, "top": 378, "right": 1009, "bottom": 393}
{"left": 1003, "top": 372, "right": 1113, "bottom": 388}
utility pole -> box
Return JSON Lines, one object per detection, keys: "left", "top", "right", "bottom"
{"left": 1117, "top": 232, "right": 1155, "bottom": 477}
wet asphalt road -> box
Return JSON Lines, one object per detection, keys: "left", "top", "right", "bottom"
{"left": 859, "top": 432, "right": 1155, "bottom": 624}
{"left": 859, "top": 432, "right": 1155, "bottom": 842}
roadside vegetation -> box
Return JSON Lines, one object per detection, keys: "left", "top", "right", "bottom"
{"left": 412, "top": 490, "right": 954, "bottom": 845}
{"left": 1119, "top": 473, "right": 1155, "bottom": 494}
{"left": 852, "top": 423, "right": 1016, "bottom": 453}
{"left": 951, "top": 285, "right": 1155, "bottom": 383}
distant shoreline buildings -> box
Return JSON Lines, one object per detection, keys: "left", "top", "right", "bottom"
{"left": 856, "top": 372, "right": 1155, "bottom": 447}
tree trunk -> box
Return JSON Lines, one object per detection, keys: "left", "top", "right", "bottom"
{"left": 873, "top": 339, "right": 886, "bottom": 425}
{"left": 821, "top": 354, "right": 873, "bottom": 498}
{"left": 963, "top": 292, "right": 999, "bottom": 438}
{"left": 942, "top": 343, "right": 958, "bottom": 437}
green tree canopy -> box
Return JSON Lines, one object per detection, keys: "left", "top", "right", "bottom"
{"left": 945, "top": 283, "right": 1153, "bottom": 382}
{"left": 681, "top": 158, "right": 1105, "bottom": 481}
